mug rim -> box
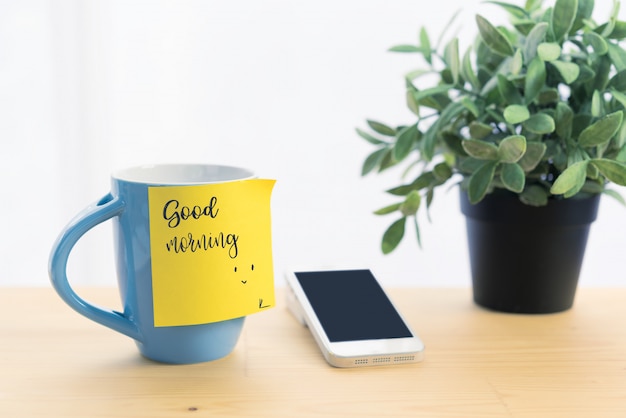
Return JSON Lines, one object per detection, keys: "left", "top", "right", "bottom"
{"left": 112, "top": 163, "right": 256, "bottom": 185}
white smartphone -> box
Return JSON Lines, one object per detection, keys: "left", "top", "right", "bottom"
{"left": 285, "top": 268, "right": 424, "bottom": 368}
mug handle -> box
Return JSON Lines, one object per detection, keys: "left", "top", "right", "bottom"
{"left": 48, "top": 193, "right": 141, "bottom": 341}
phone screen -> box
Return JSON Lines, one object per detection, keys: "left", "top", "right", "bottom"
{"left": 293, "top": 269, "right": 413, "bottom": 342}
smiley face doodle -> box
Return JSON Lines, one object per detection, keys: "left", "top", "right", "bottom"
{"left": 234, "top": 264, "right": 255, "bottom": 284}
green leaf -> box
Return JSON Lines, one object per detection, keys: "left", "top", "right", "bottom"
{"left": 413, "top": 84, "right": 454, "bottom": 102}
{"left": 591, "top": 90, "right": 603, "bottom": 118}
{"left": 461, "top": 47, "right": 481, "bottom": 90}
{"left": 503, "top": 105, "right": 530, "bottom": 124}
{"left": 462, "top": 139, "right": 499, "bottom": 160}
{"left": 618, "top": 141, "right": 626, "bottom": 162}
{"left": 460, "top": 157, "right": 485, "bottom": 173}
{"left": 501, "top": 163, "right": 526, "bottom": 192}
{"left": 469, "top": 122, "right": 494, "bottom": 139}
{"left": 400, "top": 190, "right": 421, "bottom": 216}
{"left": 616, "top": 123, "right": 626, "bottom": 150}
{"left": 479, "top": 72, "right": 500, "bottom": 99}
{"left": 550, "top": 61, "right": 580, "bottom": 84}
{"left": 416, "top": 92, "right": 450, "bottom": 111}
{"left": 497, "top": 74, "right": 523, "bottom": 105}
{"left": 593, "top": 55, "right": 612, "bottom": 91}
{"left": 523, "top": 113, "right": 555, "bottom": 134}
{"left": 601, "top": 0, "right": 620, "bottom": 38}
{"left": 367, "top": 120, "right": 396, "bottom": 136}
{"left": 525, "top": 57, "right": 546, "bottom": 103}
{"left": 583, "top": 32, "right": 609, "bottom": 55}
{"left": 550, "top": 160, "right": 589, "bottom": 195}
{"left": 356, "top": 128, "right": 387, "bottom": 145}
{"left": 476, "top": 14, "right": 514, "bottom": 57}
{"left": 485, "top": 108, "right": 506, "bottom": 126}
{"left": 604, "top": 188, "right": 626, "bottom": 205}
{"left": 498, "top": 135, "right": 527, "bottom": 163}
{"left": 595, "top": 21, "right": 626, "bottom": 40}
{"left": 571, "top": 0, "right": 595, "bottom": 33}
{"left": 405, "top": 69, "right": 431, "bottom": 83}
{"left": 552, "top": 0, "right": 578, "bottom": 42}
{"left": 608, "top": 43, "right": 626, "bottom": 72}
{"left": 419, "top": 27, "right": 432, "bottom": 64}
{"left": 587, "top": 161, "right": 600, "bottom": 180}
{"left": 412, "top": 216, "right": 422, "bottom": 249}
{"left": 382, "top": 217, "right": 406, "bottom": 254}
{"left": 511, "top": 48, "right": 523, "bottom": 76}
{"left": 387, "top": 173, "right": 434, "bottom": 196}
{"left": 433, "top": 162, "right": 453, "bottom": 181}
{"left": 593, "top": 20, "right": 626, "bottom": 40}
{"left": 524, "top": 22, "right": 549, "bottom": 63}
{"left": 389, "top": 45, "right": 421, "bottom": 53}
{"left": 538, "top": 88, "right": 560, "bottom": 105}
{"left": 378, "top": 148, "right": 396, "bottom": 172}
{"left": 537, "top": 42, "right": 561, "bottom": 61}
{"left": 555, "top": 102, "right": 574, "bottom": 139}
{"left": 361, "top": 148, "right": 387, "bottom": 175}
{"left": 608, "top": 70, "right": 626, "bottom": 92}
{"left": 518, "top": 141, "right": 547, "bottom": 171}
{"left": 406, "top": 89, "right": 420, "bottom": 116}
{"left": 444, "top": 38, "right": 460, "bottom": 85}
{"left": 468, "top": 161, "right": 498, "bottom": 203}
{"left": 394, "top": 125, "right": 418, "bottom": 161}
{"left": 579, "top": 111, "right": 624, "bottom": 148}
{"left": 374, "top": 202, "right": 402, "bottom": 215}
{"left": 460, "top": 96, "right": 480, "bottom": 118}
{"left": 590, "top": 159, "right": 626, "bottom": 186}
{"left": 422, "top": 126, "right": 438, "bottom": 162}
{"left": 484, "top": 1, "right": 530, "bottom": 19}
{"left": 515, "top": 21, "right": 537, "bottom": 35}
{"left": 577, "top": 64, "right": 596, "bottom": 83}
{"left": 442, "top": 132, "right": 466, "bottom": 156}
{"left": 611, "top": 89, "right": 626, "bottom": 108}
{"left": 567, "top": 144, "right": 586, "bottom": 167}
{"left": 520, "top": 185, "right": 549, "bottom": 206}
{"left": 422, "top": 101, "right": 465, "bottom": 160}
{"left": 525, "top": 0, "right": 543, "bottom": 12}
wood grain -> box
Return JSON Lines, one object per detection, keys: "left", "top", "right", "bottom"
{"left": 0, "top": 287, "right": 625, "bottom": 417}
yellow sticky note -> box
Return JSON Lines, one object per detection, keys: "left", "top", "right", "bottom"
{"left": 148, "top": 179, "right": 276, "bottom": 327}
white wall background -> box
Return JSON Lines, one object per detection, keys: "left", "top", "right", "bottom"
{"left": 1, "top": 0, "right": 625, "bottom": 288}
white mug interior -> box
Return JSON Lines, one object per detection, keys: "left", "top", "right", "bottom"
{"left": 112, "top": 164, "right": 255, "bottom": 185}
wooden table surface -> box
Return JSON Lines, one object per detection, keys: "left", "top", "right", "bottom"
{"left": 1, "top": 287, "right": 625, "bottom": 417}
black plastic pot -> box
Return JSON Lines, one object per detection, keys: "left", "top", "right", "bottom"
{"left": 460, "top": 189, "right": 601, "bottom": 314}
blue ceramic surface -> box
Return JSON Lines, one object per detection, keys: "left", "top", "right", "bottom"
{"left": 48, "top": 164, "right": 254, "bottom": 364}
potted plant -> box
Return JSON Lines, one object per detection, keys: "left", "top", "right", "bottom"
{"left": 358, "top": 0, "right": 626, "bottom": 313}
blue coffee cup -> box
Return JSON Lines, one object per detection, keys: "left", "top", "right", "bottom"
{"left": 48, "top": 164, "right": 268, "bottom": 364}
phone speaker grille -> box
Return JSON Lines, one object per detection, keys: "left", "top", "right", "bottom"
{"left": 354, "top": 355, "right": 416, "bottom": 366}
